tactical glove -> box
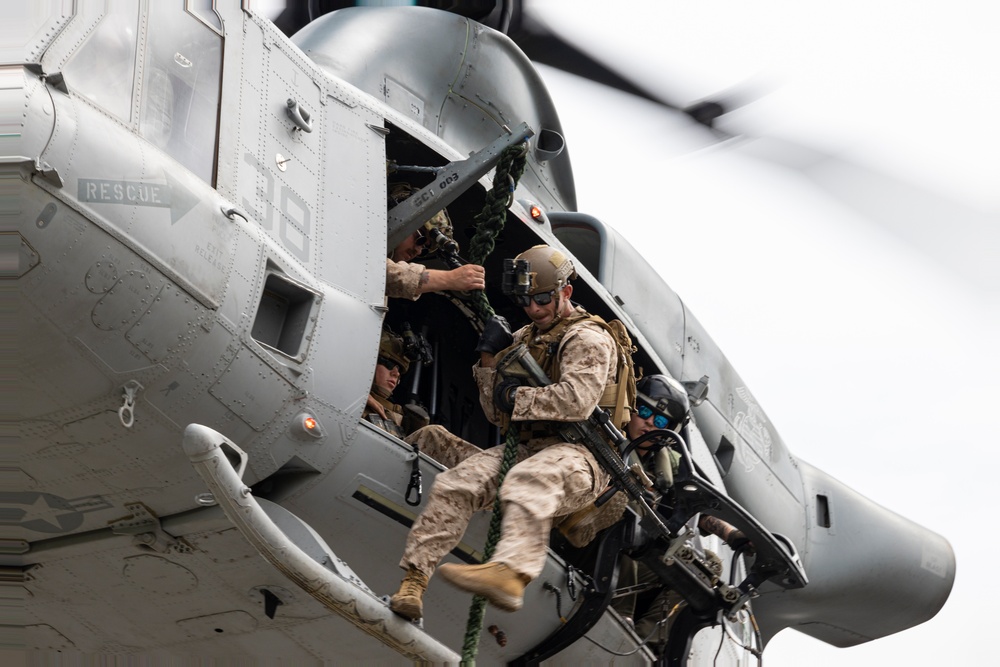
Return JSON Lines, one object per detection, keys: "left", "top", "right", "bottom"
{"left": 493, "top": 378, "right": 520, "bottom": 414}
{"left": 475, "top": 315, "right": 514, "bottom": 354}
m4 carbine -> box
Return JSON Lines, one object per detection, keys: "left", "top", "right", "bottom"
{"left": 494, "top": 344, "right": 674, "bottom": 542}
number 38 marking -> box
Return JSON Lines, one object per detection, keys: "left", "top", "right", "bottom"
{"left": 242, "top": 152, "right": 311, "bottom": 262}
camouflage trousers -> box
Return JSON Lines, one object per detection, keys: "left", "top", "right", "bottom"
{"left": 399, "top": 437, "right": 609, "bottom": 580}
{"left": 404, "top": 424, "right": 482, "bottom": 470}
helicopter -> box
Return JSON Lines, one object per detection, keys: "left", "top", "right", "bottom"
{"left": 5, "top": 1, "right": 955, "bottom": 664}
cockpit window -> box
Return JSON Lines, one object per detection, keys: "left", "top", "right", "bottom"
{"left": 139, "top": 2, "right": 223, "bottom": 185}
{"left": 63, "top": 4, "right": 139, "bottom": 123}
{"left": 187, "top": 0, "right": 224, "bottom": 35}
{"left": 551, "top": 212, "right": 605, "bottom": 281}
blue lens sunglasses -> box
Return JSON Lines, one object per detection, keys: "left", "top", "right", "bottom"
{"left": 637, "top": 404, "right": 671, "bottom": 430}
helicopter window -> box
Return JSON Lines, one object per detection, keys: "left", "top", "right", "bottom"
{"left": 186, "top": 0, "right": 224, "bottom": 35}
{"left": 816, "top": 494, "right": 831, "bottom": 528}
{"left": 252, "top": 272, "right": 319, "bottom": 362}
{"left": 62, "top": 4, "right": 139, "bottom": 123}
{"left": 549, "top": 212, "right": 607, "bottom": 282}
{"left": 715, "top": 435, "right": 736, "bottom": 476}
{"left": 139, "top": 1, "right": 223, "bottom": 185}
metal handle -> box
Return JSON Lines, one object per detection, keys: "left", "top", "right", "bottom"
{"left": 286, "top": 98, "right": 312, "bottom": 132}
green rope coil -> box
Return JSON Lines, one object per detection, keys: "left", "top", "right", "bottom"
{"left": 458, "top": 139, "right": 530, "bottom": 664}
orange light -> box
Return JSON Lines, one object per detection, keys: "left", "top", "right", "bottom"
{"left": 292, "top": 411, "right": 323, "bottom": 439}
{"left": 530, "top": 205, "right": 543, "bottom": 220}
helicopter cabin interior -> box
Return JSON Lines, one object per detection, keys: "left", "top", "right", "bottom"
{"left": 376, "top": 121, "right": 659, "bottom": 451}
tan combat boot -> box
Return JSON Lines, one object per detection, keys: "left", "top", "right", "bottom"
{"left": 389, "top": 566, "right": 429, "bottom": 621}
{"left": 436, "top": 562, "right": 530, "bottom": 612}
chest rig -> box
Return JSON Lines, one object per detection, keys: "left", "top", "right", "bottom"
{"left": 363, "top": 393, "right": 406, "bottom": 439}
{"left": 508, "top": 310, "right": 636, "bottom": 431}
{"left": 516, "top": 311, "right": 590, "bottom": 382}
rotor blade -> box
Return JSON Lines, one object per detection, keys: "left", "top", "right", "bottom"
{"left": 736, "top": 136, "right": 1000, "bottom": 294}
{"left": 512, "top": 4, "right": 735, "bottom": 134}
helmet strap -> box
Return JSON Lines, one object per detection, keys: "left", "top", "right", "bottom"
{"left": 547, "top": 285, "right": 571, "bottom": 328}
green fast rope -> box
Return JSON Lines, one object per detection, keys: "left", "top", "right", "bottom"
{"left": 463, "top": 141, "right": 529, "bottom": 326}
{"left": 458, "top": 141, "right": 529, "bottom": 665}
{"left": 459, "top": 427, "right": 521, "bottom": 663}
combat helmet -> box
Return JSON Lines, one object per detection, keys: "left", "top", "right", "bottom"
{"left": 636, "top": 374, "right": 691, "bottom": 430}
{"left": 386, "top": 182, "right": 455, "bottom": 254}
{"left": 387, "top": 181, "right": 414, "bottom": 206}
{"left": 509, "top": 244, "right": 577, "bottom": 295}
{"left": 378, "top": 330, "right": 410, "bottom": 375}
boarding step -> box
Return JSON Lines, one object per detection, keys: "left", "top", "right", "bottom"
{"left": 181, "top": 423, "right": 460, "bottom": 664}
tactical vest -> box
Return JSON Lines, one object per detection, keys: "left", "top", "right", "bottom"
{"left": 363, "top": 394, "right": 407, "bottom": 439}
{"left": 513, "top": 310, "right": 637, "bottom": 431}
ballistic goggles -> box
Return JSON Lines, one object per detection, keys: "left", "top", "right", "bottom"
{"left": 377, "top": 356, "right": 405, "bottom": 373}
{"left": 510, "top": 289, "right": 558, "bottom": 308}
{"left": 637, "top": 403, "right": 672, "bottom": 430}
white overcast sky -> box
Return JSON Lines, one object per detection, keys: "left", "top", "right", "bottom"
{"left": 533, "top": 0, "right": 999, "bottom": 664}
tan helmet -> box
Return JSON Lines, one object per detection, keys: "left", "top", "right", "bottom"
{"left": 387, "top": 181, "right": 414, "bottom": 205}
{"left": 515, "top": 244, "right": 577, "bottom": 294}
{"left": 386, "top": 182, "right": 456, "bottom": 254}
{"left": 378, "top": 330, "right": 410, "bottom": 374}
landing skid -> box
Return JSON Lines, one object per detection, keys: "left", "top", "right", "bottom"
{"left": 181, "top": 423, "right": 460, "bottom": 663}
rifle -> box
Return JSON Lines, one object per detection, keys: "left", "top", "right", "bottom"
{"left": 494, "top": 344, "right": 674, "bottom": 542}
